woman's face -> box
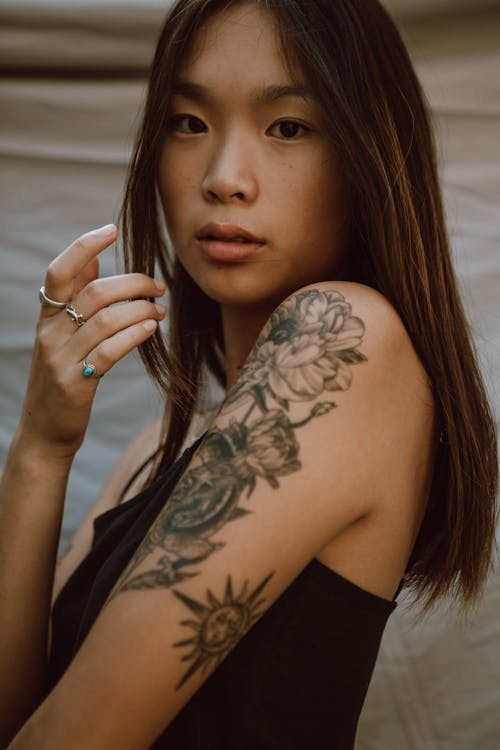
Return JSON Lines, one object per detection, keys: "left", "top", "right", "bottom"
{"left": 158, "top": 1, "right": 350, "bottom": 314}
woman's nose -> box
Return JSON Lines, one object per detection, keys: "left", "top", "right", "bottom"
{"left": 201, "top": 136, "right": 258, "bottom": 204}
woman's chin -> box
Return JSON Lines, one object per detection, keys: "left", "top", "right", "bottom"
{"left": 195, "top": 273, "right": 300, "bottom": 313}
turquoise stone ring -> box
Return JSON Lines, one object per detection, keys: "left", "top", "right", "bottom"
{"left": 82, "top": 361, "right": 99, "bottom": 379}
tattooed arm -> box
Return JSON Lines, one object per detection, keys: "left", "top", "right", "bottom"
{"left": 8, "top": 283, "right": 435, "bottom": 750}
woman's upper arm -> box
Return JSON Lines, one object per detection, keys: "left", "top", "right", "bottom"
{"left": 51, "top": 419, "right": 163, "bottom": 605}
{"left": 20, "top": 283, "right": 433, "bottom": 750}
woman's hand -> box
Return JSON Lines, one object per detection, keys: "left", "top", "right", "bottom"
{"left": 17, "top": 224, "right": 166, "bottom": 461}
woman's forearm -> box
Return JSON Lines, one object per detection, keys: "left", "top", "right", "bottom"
{"left": 0, "top": 429, "right": 73, "bottom": 745}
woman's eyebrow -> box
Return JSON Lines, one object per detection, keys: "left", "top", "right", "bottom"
{"left": 171, "top": 79, "right": 317, "bottom": 105}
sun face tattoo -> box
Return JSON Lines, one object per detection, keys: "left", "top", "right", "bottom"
{"left": 172, "top": 573, "right": 273, "bottom": 689}
{"left": 110, "top": 289, "right": 367, "bottom": 686}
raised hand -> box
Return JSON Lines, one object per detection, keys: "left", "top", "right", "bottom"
{"left": 18, "top": 224, "right": 166, "bottom": 459}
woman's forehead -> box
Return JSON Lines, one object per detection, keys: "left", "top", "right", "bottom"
{"left": 174, "top": 2, "right": 296, "bottom": 88}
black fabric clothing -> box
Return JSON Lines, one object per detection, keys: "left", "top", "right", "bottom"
{"left": 49, "top": 436, "right": 401, "bottom": 749}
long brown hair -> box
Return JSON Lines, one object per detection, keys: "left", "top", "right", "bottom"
{"left": 120, "top": 0, "right": 498, "bottom": 614}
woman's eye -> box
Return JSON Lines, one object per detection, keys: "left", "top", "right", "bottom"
{"left": 268, "top": 120, "right": 309, "bottom": 140}
{"left": 170, "top": 115, "right": 207, "bottom": 134}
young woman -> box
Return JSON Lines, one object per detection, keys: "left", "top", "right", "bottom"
{"left": 0, "top": 0, "right": 497, "bottom": 748}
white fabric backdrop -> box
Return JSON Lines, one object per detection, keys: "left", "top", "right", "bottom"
{"left": 0, "top": 1, "right": 499, "bottom": 747}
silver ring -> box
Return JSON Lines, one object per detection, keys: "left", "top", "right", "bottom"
{"left": 65, "top": 304, "right": 86, "bottom": 327}
{"left": 39, "top": 285, "right": 69, "bottom": 309}
{"left": 82, "top": 361, "right": 100, "bottom": 379}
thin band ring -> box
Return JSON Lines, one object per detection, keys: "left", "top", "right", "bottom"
{"left": 39, "top": 285, "right": 70, "bottom": 309}
{"left": 65, "top": 304, "right": 86, "bottom": 327}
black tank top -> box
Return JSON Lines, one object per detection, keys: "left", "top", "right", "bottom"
{"left": 49, "top": 436, "right": 401, "bottom": 749}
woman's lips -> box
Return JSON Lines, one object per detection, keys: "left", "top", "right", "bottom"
{"left": 198, "top": 238, "right": 265, "bottom": 262}
{"left": 196, "top": 223, "right": 265, "bottom": 261}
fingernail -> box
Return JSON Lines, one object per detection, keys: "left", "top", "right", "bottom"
{"left": 155, "top": 303, "right": 166, "bottom": 317}
{"left": 95, "top": 223, "right": 116, "bottom": 236}
{"left": 143, "top": 320, "right": 157, "bottom": 332}
{"left": 154, "top": 278, "right": 166, "bottom": 292}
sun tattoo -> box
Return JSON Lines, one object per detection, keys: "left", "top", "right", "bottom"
{"left": 172, "top": 573, "right": 274, "bottom": 689}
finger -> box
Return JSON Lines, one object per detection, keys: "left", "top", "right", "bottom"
{"left": 36, "top": 276, "right": 165, "bottom": 359}
{"left": 62, "top": 299, "right": 166, "bottom": 361}
{"left": 77, "top": 319, "right": 159, "bottom": 381}
{"left": 42, "top": 224, "right": 117, "bottom": 315}
{"left": 73, "top": 273, "right": 166, "bottom": 319}
{"left": 73, "top": 256, "right": 99, "bottom": 297}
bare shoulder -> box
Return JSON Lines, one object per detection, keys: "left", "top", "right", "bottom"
{"left": 296, "top": 280, "right": 429, "bottom": 388}
{"left": 282, "top": 280, "right": 408, "bottom": 335}
{"left": 274, "top": 279, "right": 436, "bottom": 450}
{"left": 309, "top": 280, "right": 413, "bottom": 343}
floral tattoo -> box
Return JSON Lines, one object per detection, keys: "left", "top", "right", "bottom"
{"left": 110, "top": 290, "right": 367, "bottom": 686}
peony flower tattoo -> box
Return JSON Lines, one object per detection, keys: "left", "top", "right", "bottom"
{"left": 244, "top": 411, "right": 301, "bottom": 488}
{"left": 225, "top": 290, "right": 366, "bottom": 410}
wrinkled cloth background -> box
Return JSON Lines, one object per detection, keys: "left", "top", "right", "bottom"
{"left": 0, "top": 1, "right": 499, "bottom": 747}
